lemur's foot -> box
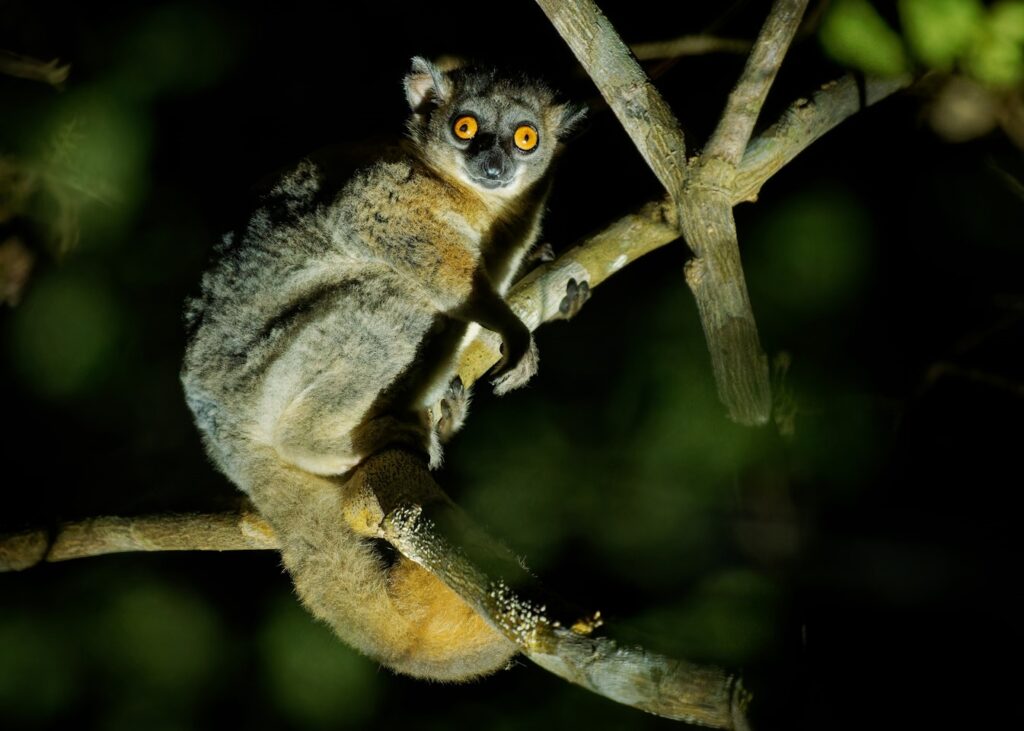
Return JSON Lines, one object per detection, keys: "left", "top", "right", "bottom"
{"left": 558, "top": 277, "right": 591, "bottom": 320}
{"left": 530, "top": 242, "right": 556, "bottom": 264}
{"left": 437, "top": 376, "right": 470, "bottom": 442}
{"left": 491, "top": 335, "right": 539, "bottom": 396}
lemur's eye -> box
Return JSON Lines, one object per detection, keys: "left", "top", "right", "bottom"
{"left": 513, "top": 125, "right": 538, "bottom": 152}
{"left": 453, "top": 115, "right": 478, "bottom": 140}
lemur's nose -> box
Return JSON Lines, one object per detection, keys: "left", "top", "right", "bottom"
{"left": 482, "top": 150, "right": 506, "bottom": 179}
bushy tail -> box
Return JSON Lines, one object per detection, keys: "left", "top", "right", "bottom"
{"left": 241, "top": 447, "right": 516, "bottom": 681}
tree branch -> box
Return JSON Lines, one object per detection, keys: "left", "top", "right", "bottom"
{"left": 0, "top": 511, "right": 277, "bottom": 570}
{"left": 534, "top": 0, "right": 688, "bottom": 198}
{"left": 0, "top": 67, "right": 911, "bottom": 727}
{"left": 0, "top": 50, "right": 69, "bottom": 88}
{"left": 676, "top": 0, "right": 808, "bottom": 425}
{"left": 733, "top": 74, "right": 914, "bottom": 203}
{"left": 536, "top": 0, "right": 811, "bottom": 425}
{"left": 631, "top": 35, "right": 752, "bottom": 61}
{"left": 703, "top": 0, "right": 809, "bottom": 167}
{"left": 456, "top": 200, "right": 677, "bottom": 386}
{"left": 379, "top": 495, "right": 750, "bottom": 728}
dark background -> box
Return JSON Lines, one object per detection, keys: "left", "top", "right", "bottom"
{"left": 2, "top": 1, "right": 1022, "bottom": 729}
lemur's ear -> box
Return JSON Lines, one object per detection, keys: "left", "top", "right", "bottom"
{"left": 556, "top": 101, "right": 588, "bottom": 139}
{"left": 404, "top": 57, "right": 452, "bottom": 113}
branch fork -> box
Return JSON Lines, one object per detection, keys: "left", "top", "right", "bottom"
{"left": 536, "top": 0, "right": 811, "bottom": 425}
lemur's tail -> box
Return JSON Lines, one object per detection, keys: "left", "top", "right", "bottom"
{"left": 242, "top": 447, "right": 516, "bottom": 680}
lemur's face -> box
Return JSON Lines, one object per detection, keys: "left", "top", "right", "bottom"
{"left": 443, "top": 99, "right": 545, "bottom": 194}
{"left": 404, "top": 58, "right": 585, "bottom": 199}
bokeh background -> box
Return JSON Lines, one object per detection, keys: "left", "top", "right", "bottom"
{"left": 2, "top": 1, "right": 1022, "bottom": 729}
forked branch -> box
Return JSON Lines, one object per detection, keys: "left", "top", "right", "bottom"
{"left": 630, "top": 35, "right": 751, "bottom": 61}
{"left": 536, "top": 0, "right": 808, "bottom": 425}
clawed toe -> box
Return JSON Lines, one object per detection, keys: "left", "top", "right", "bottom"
{"left": 558, "top": 277, "right": 591, "bottom": 320}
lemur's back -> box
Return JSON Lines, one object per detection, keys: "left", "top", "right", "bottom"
{"left": 183, "top": 156, "right": 453, "bottom": 481}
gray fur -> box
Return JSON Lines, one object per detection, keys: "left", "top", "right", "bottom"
{"left": 181, "top": 58, "right": 582, "bottom": 680}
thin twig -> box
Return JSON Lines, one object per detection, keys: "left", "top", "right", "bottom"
{"left": 0, "top": 50, "right": 70, "bottom": 88}
{"left": 534, "top": 0, "right": 688, "bottom": 199}
{"left": 703, "top": 0, "right": 809, "bottom": 166}
{"left": 631, "top": 35, "right": 752, "bottom": 61}
{"left": 921, "top": 362, "right": 1024, "bottom": 399}
{"left": 0, "top": 511, "right": 276, "bottom": 570}
{"left": 381, "top": 498, "right": 749, "bottom": 727}
{"left": 734, "top": 74, "right": 913, "bottom": 203}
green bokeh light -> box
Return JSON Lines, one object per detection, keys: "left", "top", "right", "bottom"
{"left": 0, "top": 612, "right": 80, "bottom": 722}
{"left": 8, "top": 270, "right": 124, "bottom": 398}
{"left": 630, "top": 569, "right": 781, "bottom": 665}
{"left": 38, "top": 89, "right": 152, "bottom": 248}
{"left": 93, "top": 581, "right": 225, "bottom": 699}
{"left": 259, "top": 599, "right": 382, "bottom": 728}
{"left": 746, "top": 186, "right": 872, "bottom": 319}
{"left": 958, "top": 10, "right": 1024, "bottom": 87}
{"left": 820, "top": 0, "right": 911, "bottom": 75}
{"left": 460, "top": 406, "right": 581, "bottom": 569}
{"left": 113, "top": 3, "right": 238, "bottom": 99}
{"left": 990, "top": 1, "right": 1024, "bottom": 43}
{"left": 899, "top": 0, "right": 985, "bottom": 70}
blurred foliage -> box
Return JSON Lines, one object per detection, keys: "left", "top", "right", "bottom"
{"left": 821, "top": 0, "right": 1024, "bottom": 87}
{"left": 8, "top": 268, "right": 124, "bottom": 397}
{"left": 629, "top": 569, "right": 782, "bottom": 665}
{"left": 0, "top": 85, "right": 151, "bottom": 261}
{"left": 0, "top": 611, "right": 80, "bottom": 722}
{"left": 259, "top": 599, "right": 382, "bottom": 728}
{"left": 746, "top": 187, "right": 872, "bottom": 321}
{"left": 901, "top": 0, "right": 987, "bottom": 70}
{"left": 0, "top": 568, "right": 226, "bottom": 729}
{"left": 111, "top": 4, "right": 236, "bottom": 99}
{"left": 820, "top": 0, "right": 911, "bottom": 75}
{"left": 0, "top": 2, "right": 236, "bottom": 267}
{"left": 93, "top": 580, "right": 225, "bottom": 700}
{"left": 39, "top": 91, "right": 151, "bottom": 240}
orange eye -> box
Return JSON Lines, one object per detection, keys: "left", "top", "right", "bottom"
{"left": 513, "top": 125, "right": 538, "bottom": 152}
{"left": 453, "top": 115, "right": 478, "bottom": 140}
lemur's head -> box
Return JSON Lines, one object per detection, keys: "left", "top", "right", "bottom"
{"left": 404, "top": 57, "right": 586, "bottom": 198}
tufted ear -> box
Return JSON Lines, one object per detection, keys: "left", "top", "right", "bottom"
{"left": 555, "top": 101, "right": 588, "bottom": 139}
{"left": 404, "top": 56, "right": 452, "bottom": 113}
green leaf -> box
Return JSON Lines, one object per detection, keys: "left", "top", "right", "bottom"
{"left": 899, "top": 0, "right": 985, "bottom": 69}
{"left": 963, "top": 30, "right": 1024, "bottom": 86}
{"left": 989, "top": 1, "right": 1024, "bottom": 44}
{"left": 964, "top": 3, "right": 1024, "bottom": 88}
{"left": 821, "top": 0, "right": 911, "bottom": 75}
